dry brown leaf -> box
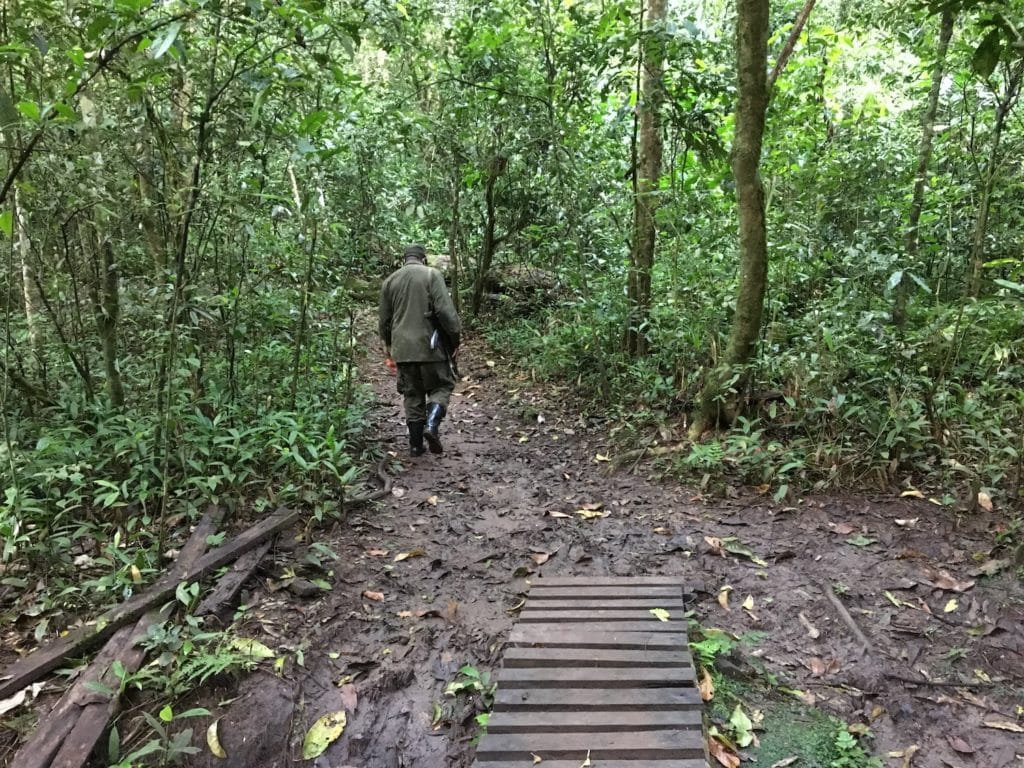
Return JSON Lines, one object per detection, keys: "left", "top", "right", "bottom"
{"left": 530, "top": 552, "right": 550, "bottom": 565}
{"left": 829, "top": 522, "right": 857, "bottom": 535}
{"left": 699, "top": 667, "right": 715, "bottom": 701}
{"left": 808, "top": 657, "right": 828, "bottom": 676}
{"left": 339, "top": 683, "right": 358, "bottom": 713}
{"left": 977, "top": 491, "right": 993, "bottom": 511}
{"left": 391, "top": 487, "right": 406, "bottom": 498}
{"left": 397, "top": 610, "right": 413, "bottom": 618}
{"left": 895, "top": 518, "right": 919, "bottom": 528}
{"left": 426, "top": 495, "right": 439, "bottom": 506}
{"left": 929, "top": 569, "right": 975, "bottom": 593}
{"left": 362, "top": 590, "right": 384, "bottom": 602}
{"left": 770, "top": 759, "right": 798, "bottom": 768}
{"left": 798, "top": 611, "right": 821, "bottom": 639}
{"left": 946, "top": 735, "right": 975, "bottom": 754}
{"left": 704, "top": 536, "right": 725, "bottom": 556}
{"left": 708, "top": 737, "right": 740, "bottom": 768}
{"left": 366, "top": 548, "right": 389, "bottom": 557}
{"left": 653, "top": 526, "right": 670, "bottom": 535}
{"left": 718, "top": 585, "right": 732, "bottom": 612}
{"left": 983, "top": 719, "right": 1024, "bottom": 733}
{"left": 547, "top": 510, "right": 571, "bottom": 518}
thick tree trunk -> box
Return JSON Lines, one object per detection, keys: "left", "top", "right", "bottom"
{"left": 967, "top": 64, "right": 1022, "bottom": 298}
{"left": 625, "top": 0, "right": 667, "bottom": 358}
{"left": 691, "top": 0, "right": 769, "bottom": 436}
{"left": 895, "top": 7, "right": 954, "bottom": 326}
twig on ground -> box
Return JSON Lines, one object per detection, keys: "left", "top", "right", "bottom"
{"left": 817, "top": 579, "right": 872, "bottom": 656}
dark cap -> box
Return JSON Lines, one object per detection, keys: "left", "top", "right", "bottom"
{"left": 403, "top": 243, "right": 426, "bottom": 261}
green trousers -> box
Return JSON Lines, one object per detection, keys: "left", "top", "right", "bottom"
{"left": 396, "top": 361, "right": 455, "bottom": 422}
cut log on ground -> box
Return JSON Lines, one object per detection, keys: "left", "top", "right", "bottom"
{"left": 0, "top": 506, "right": 300, "bottom": 700}
{"left": 12, "top": 506, "right": 223, "bottom": 768}
{"left": 196, "top": 540, "right": 273, "bottom": 625}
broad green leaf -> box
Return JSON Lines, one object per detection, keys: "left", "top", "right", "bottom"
{"left": 302, "top": 711, "right": 347, "bottom": 759}
{"left": 0, "top": 211, "right": 12, "bottom": 238}
{"left": 148, "top": 21, "right": 183, "bottom": 60}
{"left": 994, "top": 279, "right": 1024, "bottom": 295}
{"left": 729, "top": 704, "right": 754, "bottom": 748}
{"left": 972, "top": 28, "right": 1002, "bottom": 79}
{"left": 230, "top": 637, "right": 276, "bottom": 659}
{"left": 16, "top": 100, "right": 40, "bottom": 121}
{"left": 159, "top": 705, "right": 173, "bottom": 722}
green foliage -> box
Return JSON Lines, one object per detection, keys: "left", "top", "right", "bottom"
{"left": 831, "top": 728, "right": 883, "bottom": 768}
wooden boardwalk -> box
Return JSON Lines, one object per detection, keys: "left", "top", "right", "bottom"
{"left": 474, "top": 576, "right": 708, "bottom": 768}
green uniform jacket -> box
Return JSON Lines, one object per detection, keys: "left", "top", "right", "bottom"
{"left": 379, "top": 263, "right": 461, "bottom": 363}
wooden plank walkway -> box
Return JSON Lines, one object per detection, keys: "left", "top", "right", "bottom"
{"left": 474, "top": 576, "right": 708, "bottom": 767}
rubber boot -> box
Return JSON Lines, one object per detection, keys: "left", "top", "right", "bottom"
{"left": 424, "top": 403, "right": 446, "bottom": 454}
{"left": 407, "top": 420, "right": 426, "bottom": 457}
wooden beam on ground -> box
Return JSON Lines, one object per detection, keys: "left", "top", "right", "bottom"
{"left": 12, "top": 507, "right": 223, "bottom": 768}
{"left": 196, "top": 540, "right": 273, "bottom": 624}
{"left": 0, "top": 506, "right": 298, "bottom": 700}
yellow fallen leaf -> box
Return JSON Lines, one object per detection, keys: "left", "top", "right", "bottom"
{"left": 207, "top": 719, "right": 227, "bottom": 759}
{"left": 977, "top": 491, "right": 993, "bottom": 511}
{"left": 944, "top": 598, "right": 958, "bottom": 613}
{"left": 532, "top": 754, "right": 542, "bottom": 765}
{"left": 130, "top": 565, "right": 143, "bottom": 584}
{"left": 427, "top": 495, "right": 439, "bottom": 506}
{"left": 548, "top": 510, "right": 571, "bottom": 518}
{"left": 699, "top": 667, "right": 715, "bottom": 701}
{"left": 974, "top": 668, "right": 991, "bottom": 683}
{"left": 883, "top": 591, "right": 902, "bottom": 607}
{"left": 649, "top": 608, "right": 670, "bottom": 622}
{"left": 742, "top": 595, "right": 754, "bottom": 611}
{"left": 230, "top": 637, "right": 276, "bottom": 659}
{"left": 394, "top": 549, "right": 425, "bottom": 562}
{"left": 579, "top": 751, "right": 592, "bottom": 768}
{"left": 575, "top": 508, "right": 607, "bottom": 519}
{"left": 302, "top": 711, "right": 347, "bottom": 759}
{"left": 718, "top": 586, "right": 732, "bottom": 612}
{"left": 900, "top": 489, "right": 925, "bottom": 499}
{"left": 593, "top": 454, "right": 611, "bottom": 462}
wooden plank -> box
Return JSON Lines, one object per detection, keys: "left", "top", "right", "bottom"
{"left": 494, "top": 687, "right": 703, "bottom": 712}
{"left": 196, "top": 540, "right": 272, "bottom": 622}
{"left": 519, "top": 609, "right": 685, "bottom": 623}
{"left": 13, "top": 506, "right": 224, "bottom": 768}
{"left": 475, "top": 731, "right": 705, "bottom": 760}
{"left": 0, "top": 506, "right": 299, "bottom": 700}
{"left": 522, "top": 599, "right": 685, "bottom": 611}
{"left": 498, "top": 667, "right": 695, "bottom": 689}
{"left": 531, "top": 576, "right": 683, "bottom": 587}
{"left": 509, "top": 627, "right": 686, "bottom": 650}
{"left": 486, "top": 710, "right": 703, "bottom": 733}
{"left": 528, "top": 586, "right": 681, "bottom": 600}
{"left": 476, "top": 764, "right": 708, "bottom": 768}
{"left": 502, "top": 647, "right": 692, "bottom": 669}
{"left": 512, "top": 621, "right": 685, "bottom": 634}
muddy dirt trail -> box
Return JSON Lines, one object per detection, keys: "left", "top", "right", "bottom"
{"left": 187, "top": 331, "right": 1024, "bottom": 768}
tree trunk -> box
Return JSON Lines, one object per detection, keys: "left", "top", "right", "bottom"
{"left": 967, "top": 63, "right": 1023, "bottom": 298}
{"left": 97, "top": 239, "right": 125, "bottom": 408}
{"left": 624, "top": 0, "right": 667, "bottom": 358}
{"left": 691, "top": 0, "right": 770, "bottom": 437}
{"left": 895, "top": 6, "right": 954, "bottom": 326}
{"left": 767, "top": 0, "right": 816, "bottom": 92}
{"left": 15, "top": 189, "right": 44, "bottom": 378}
{"left": 471, "top": 154, "right": 505, "bottom": 316}
{"left": 448, "top": 164, "right": 462, "bottom": 313}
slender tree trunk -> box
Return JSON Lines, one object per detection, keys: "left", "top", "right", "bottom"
{"left": 448, "top": 163, "right": 462, "bottom": 313}
{"left": 967, "top": 64, "right": 1022, "bottom": 298}
{"left": 767, "top": 0, "right": 816, "bottom": 92}
{"left": 98, "top": 239, "right": 125, "bottom": 408}
{"left": 625, "top": 0, "right": 667, "bottom": 358}
{"left": 14, "top": 189, "right": 43, "bottom": 377}
{"left": 471, "top": 154, "right": 505, "bottom": 316}
{"left": 691, "top": 0, "right": 770, "bottom": 437}
{"left": 895, "top": 7, "right": 954, "bottom": 326}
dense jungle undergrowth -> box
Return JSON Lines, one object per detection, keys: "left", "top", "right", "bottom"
{"left": 3, "top": 0, "right": 1024, "bottom": 764}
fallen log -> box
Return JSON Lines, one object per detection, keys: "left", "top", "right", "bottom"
{"left": 196, "top": 540, "right": 273, "bottom": 624}
{"left": 0, "top": 506, "right": 300, "bottom": 700}
{"left": 12, "top": 506, "right": 223, "bottom": 768}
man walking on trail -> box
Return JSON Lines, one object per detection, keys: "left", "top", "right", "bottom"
{"left": 379, "top": 243, "right": 461, "bottom": 456}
